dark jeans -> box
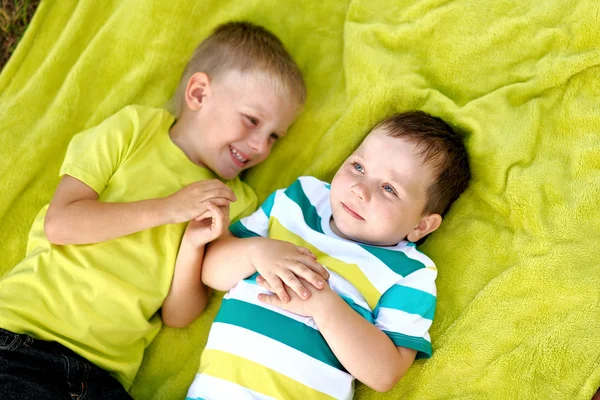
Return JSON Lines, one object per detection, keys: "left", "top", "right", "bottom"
{"left": 0, "top": 328, "right": 132, "bottom": 400}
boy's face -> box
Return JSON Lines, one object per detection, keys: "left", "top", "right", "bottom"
{"left": 329, "top": 128, "right": 441, "bottom": 246}
{"left": 179, "top": 70, "right": 300, "bottom": 180}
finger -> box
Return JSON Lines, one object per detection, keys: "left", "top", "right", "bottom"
{"left": 200, "top": 187, "right": 237, "bottom": 203}
{"left": 258, "top": 293, "right": 281, "bottom": 307}
{"left": 256, "top": 275, "right": 273, "bottom": 291}
{"left": 195, "top": 179, "right": 236, "bottom": 197}
{"left": 195, "top": 209, "right": 212, "bottom": 221}
{"left": 296, "top": 246, "right": 317, "bottom": 259}
{"left": 279, "top": 269, "right": 310, "bottom": 299}
{"left": 205, "top": 202, "right": 226, "bottom": 234}
{"left": 290, "top": 261, "right": 327, "bottom": 290}
{"left": 262, "top": 274, "right": 289, "bottom": 303}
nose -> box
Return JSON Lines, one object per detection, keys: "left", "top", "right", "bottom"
{"left": 248, "top": 134, "right": 268, "bottom": 156}
{"left": 351, "top": 182, "right": 371, "bottom": 202}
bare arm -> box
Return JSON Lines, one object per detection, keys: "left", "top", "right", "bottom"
{"left": 257, "top": 279, "right": 417, "bottom": 392}
{"left": 162, "top": 203, "right": 227, "bottom": 328}
{"left": 161, "top": 240, "right": 211, "bottom": 328}
{"left": 45, "top": 175, "right": 167, "bottom": 245}
{"left": 202, "top": 231, "right": 329, "bottom": 299}
{"left": 312, "top": 292, "right": 417, "bottom": 391}
{"left": 45, "top": 175, "right": 235, "bottom": 245}
{"left": 201, "top": 231, "right": 264, "bottom": 291}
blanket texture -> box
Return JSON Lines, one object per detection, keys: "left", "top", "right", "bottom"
{"left": 1, "top": 0, "right": 599, "bottom": 399}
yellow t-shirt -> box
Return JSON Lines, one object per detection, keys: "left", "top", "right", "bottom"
{"left": 0, "top": 105, "right": 257, "bottom": 389}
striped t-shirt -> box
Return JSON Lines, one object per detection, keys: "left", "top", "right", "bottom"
{"left": 186, "top": 176, "right": 437, "bottom": 400}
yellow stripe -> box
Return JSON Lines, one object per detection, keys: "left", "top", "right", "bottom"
{"left": 269, "top": 218, "right": 381, "bottom": 309}
{"left": 200, "top": 349, "right": 335, "bottom": 400}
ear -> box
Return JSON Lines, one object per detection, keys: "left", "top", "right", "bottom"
{"left": 406, "top": 213, "right": 442, "bottom": 243}
{"left": 184, "top": 72, "right": 211, "bottom": 111}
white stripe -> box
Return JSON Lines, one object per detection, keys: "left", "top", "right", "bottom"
{"left": 187, "top": 373, "right": 277, "bottom": 400}
{"left": 205, "top": 323, "right": 353, "bottom": 399}
{"left": 240, "top": 207, "right": 270, "bottom": 237}
{"left": 226, "top": 280, "right": 319, "bottom": 330}
{"left": 298, "top": 176, "right": 331, "bottom": 217}
{"left": 328, "top": 270, "right": 371, "bottom": 313}
{"left": 397, "top": 268, "right": 437, "bottom": 296}
{"left": 403, "top": 245, "right": 436, "bottom": 269}
{"left": 275, "top": 193, "right": 399, "bottom": 294}
{"left": 375, "top": 308, "right": 433, "bottom": 338}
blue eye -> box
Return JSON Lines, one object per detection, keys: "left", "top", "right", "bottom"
{"left": 384, "top": 184, "right": 396, "bottom": 195}
{"left": 353, "top": 162, "right": 364, "bottom": 173}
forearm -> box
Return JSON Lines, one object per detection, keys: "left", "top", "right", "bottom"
{"left": 313, "top": 295, "right": 415, "bottom": 392}
{"left": 45, "top": 197, "right": 168, "bottom": 245}
{"left": 162, "top": 239, "right": 211, "bottom": 328}
{"left": 201, "top": 232, "right": 265, "bottom": 291}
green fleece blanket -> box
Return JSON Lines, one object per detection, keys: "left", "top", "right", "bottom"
{"left": 1, "top": 0, "right": 599, "bottom": 399}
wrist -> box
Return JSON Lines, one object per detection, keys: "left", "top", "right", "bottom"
{"left": 310, "top": 288, "right": 341, "bottom": 322}
{"left": 248, "top": 237, "right": 269, "bottom": 269}
{"left": 150, "top": 197, "right": 172, "bottom": 226}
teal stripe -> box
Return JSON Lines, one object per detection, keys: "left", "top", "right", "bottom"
{"left": 283, "top": 180, "right": 324, "bottom": 233}
{"left": 377, "top": 285, "right": 436, "bottom": 319}
{"left": 360, "top": 244, "right": 426, "bottom": 277}
{"left": 215, "top": 298, "right": 345, "bottom": 371}
{"left": 243, "top": 272, "right": 259, "bottom": 284}
{"left": 260, "top": 191, "right": 277, "bottom": 217}
{"left": 229, "top": 221, "right": 260, "bottom": 238}
{"left": 340, "top": 295, "right": 374, "bottom": 323}
{"left": 285, "top": 179, "right": 426, "bottom": 277}
{"left": 384, "top": 331, "right": 432, "bottom": 359}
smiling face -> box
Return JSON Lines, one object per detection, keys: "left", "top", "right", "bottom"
{"left": 170, "top": 69, "right": 301, "bottom": 180}
{"left": 329, "top": 128, "right": 442, "bottom": 246}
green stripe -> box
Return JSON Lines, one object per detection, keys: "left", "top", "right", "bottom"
{"left": 360, "top": 244, "right": 426, "bottom": 277}
{"left": 260, "top": 191, "right": 277, "bottom": 217}
{"left": 384, "top": 331, "right": 432, "bottom": 359}
{"left": 340, "top": 295, "right": 374, "bottom": 323}
{"left": 215, "top": 298, "right": 345, "bottom": 371}
{"left": 286, "top": 179, "right": 426, "bottom": 277}
{"left": 243, "top": 272, "right": 259, "bottom": 284}
{"left": 377, "top": 285, "right": 436, "bottom": 319}
{"left": 229, "top": 221, "right": 260, "bottom": 238}
{"left": 283, "top": 180, "right": 324, "bottom": 233}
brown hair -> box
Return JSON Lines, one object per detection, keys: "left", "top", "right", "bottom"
{"left": 376, "top": 111, "right": 471, "bottom": 216}
{"left": 170, "top": 21, "right": 306, "bottom": 116}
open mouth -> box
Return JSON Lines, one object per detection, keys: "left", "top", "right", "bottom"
{"left": 341, "top": 202, "right": 364, "bottom": 220}
{"left": 229, "top": 145, "right": 249, "bottom": 167}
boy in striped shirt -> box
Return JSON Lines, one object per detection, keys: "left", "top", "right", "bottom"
{"left": 185, "top": 111, "right": 471, "bottom": 399}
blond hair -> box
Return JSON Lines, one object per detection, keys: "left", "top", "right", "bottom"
{"left": 169, "top": 21, "right": 306, "bottom": 116}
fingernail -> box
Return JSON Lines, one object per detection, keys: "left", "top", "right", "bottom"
{"left": 283, "top": 296, "right": 289, "bottom": 302}
{"left": 302, "top": 291, "right": 309, "bottom": 297}
{"left": 317, "top": 281, "right": 324, "bottom": 288}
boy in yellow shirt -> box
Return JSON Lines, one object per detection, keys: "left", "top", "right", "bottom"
{"left": 0, "top": 22, "right": 305, "bottom": 399}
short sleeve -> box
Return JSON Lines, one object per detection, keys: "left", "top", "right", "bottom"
{"left": 229, "top": 189, "right": 281, "bottom": 238}
{"left": 374, "top": 265, "right": 437, "bottom": 359}
{"left": 59, "top": 106, "right": 139, "bottom": 195}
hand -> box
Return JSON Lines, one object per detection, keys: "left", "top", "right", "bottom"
{"left": 163, "top": 180, "right": 236, "bottom": 224}
{"left": 182, "top": 202, "right": 230, "bottom": 248}
{"left": 256, "top": 276, "right": 335, "bottom": 317}
{"left": 250, "top": 239, "right": 330, "bottom": 302}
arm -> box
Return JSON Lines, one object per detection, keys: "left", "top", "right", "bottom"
{"left": 45, "top": 175, "right": 166, "bottom": 245}
{"left": 45, "top": 176, "right": 235, "bottom": 245}
{"left": 201, "top": 231, "right": 265, "bottom": 291}
{"left": 162, "top": 203, "right": 226, "bottom": 328}
{"left": 161, "top": 240, "right": 211, "bottom": 328}
{"left": 257, "top": 278, "right": 416, "bottom": 392}
{"left": 311, "top": 291, "right": 417, "bottom": 392}
{"left": 202, "top": 231, "right": 329, "bottom": 300}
